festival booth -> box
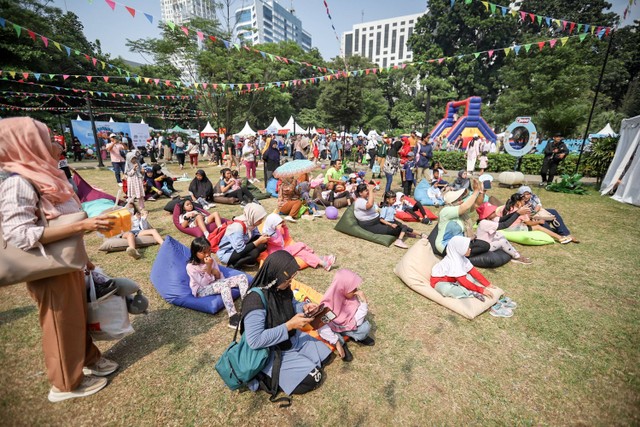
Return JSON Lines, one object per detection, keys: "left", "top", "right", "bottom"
{"left": 282, "top": 116, "right": 305, "bottom": 135}
{"left": 70, "top": 119, "right": 150, "bottom": 148}
{"left": 429, "top": 97, "right": 496, "bottom": 148}
{"left": 200, "top": 121, "right": 217, "bottom": 137}
{"left": 236, "top": 121, "right": 256, "bottom": 137}
{"left": 600, "top": 115, "right": 640, "bottom": 206}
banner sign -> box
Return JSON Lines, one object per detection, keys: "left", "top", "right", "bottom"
{"left": 70, "top": 120, "right": 149, "bottom": 148}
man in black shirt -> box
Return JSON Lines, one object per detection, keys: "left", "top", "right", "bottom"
{"left": 540, "top": 133, "right": 569, "bottom": 186}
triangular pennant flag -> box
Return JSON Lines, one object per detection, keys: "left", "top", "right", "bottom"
{"left": 144, "top": 13, "right": 153, "bottom": 23}
{"left": 91, "top": 57, "right": 98, "bottom": 66}
{"left": 577, "top": 23, "right": 583, "bottom": 33}
{"left": 465, "top": 0, "right": 472, "bottom": 3}
{"left": 562, "top": 20, "right": 568, "bottom": 30}
{"left": 8, "top": 71, "right": 16, "bottom": 79}
{"left": 560, "top": 37, "right": 569, "bottom": 46}
{"left": 549, "top": 39, "right": 557, "bottom": 48}
{"left": 135, "top": 76, "right": 141, "bottom": 83}
{"left": 545, "top": 17, "right": 551, "bottom": 27}
{"left": 125, "top": 76, "right": 130, "bottom": 82}
{"left": 144, "top": 77, "right": 150, "bottom": 84}
{"left": 180, "top": 26, "right": 189, "bottom": 36}
{"left": 537, "top": 15, "right": 542, "bottom": 25}
{"left": 488, "top": 50, "right": 494, "bottom": 57}
{"left": 197, "top": 31, "right": 204, "bottom": 41}
{"left": 100, "top": 61, "right": 106, "bottom": 69}
{"left": 154, "top": 79, "right": 160, "bottom": 85}
{"left": 504, "top": 47, "right": 511, "bottom": 56}
{"left": 584, "top": 24, "right": 590, "bottom": 33}
{"left": 201, "top": 82, "right": 206, "bottom": 89}
{"left": 13, "top": 24, "right": 21, "bottom": 37}
{"left": 63, "top": 74, "right": 69, "bottom": 80}
{"left": 554, "top": 19, "right": 562, "bottom": 28}
{"left": 34, "top": 73, "right": 41, "bottom": 80}
{"left": 27, "top": 29, "right": 36, "bottom": 41}
{"left": 514, "top": 45, "right": 521, "bottom": 55}
{"left": 22, "top": 73, "right": 29, "bottom": 79}
{"left": 74, "top": 49, "right": 79, "bottom": 55}
{"left": 53, "top": 41, "right": 62, "bottom": 51}
{"left": 209, "top": 35, "right": 216, "bottom": 43}
{"left": 501, "top": 6, "right": 507, "bottom": 16}
{"left": 166, "top": 21, "right": 175, "bottom": 31}
{"left": 223, "top": 40, "right": 231, "bottom": 49}
{"left": 537, "top": 41, "right": 545, "bottom": 51}
{"left": 165, "top": 80, "right": 171, "bottom": 86}
{"left": 569, "top": 22, "right": 575, "bottom": 34}
{"left": 125, "top": 6, "right": 136, "bottom": 17}
{"left": 481, "top": 1, "right": 489, "bottom": 11}
{"left": 510, "top": 9, "right": 517, "bottom": 17}
{"left": 519, "top": 11, "right": 525, "bottom": 20}
{"left": 473, "top": 52, "right": 480, "bottom": 59}
{"left": 438, "top": 57, "right": 445, "bottom": 64}
{"left": 220, "top": 83, "right": 226, "bottom": 90}
{"left": 579, "top": 33, "right": 588, "bottom": 42}
{"left": 489, "top": 3, "right": 496, "bottom": 14}
{"left": 86, "top": 76, "right": 93, "bottom": 82}
{"left": 605, "top": 27, "right": 611, "bottom": 36}
{"left": 234, "top": 43, "right": 241, "bottom": 50}
{"left": 524, "top": 44, "right": 532, "bottom": 53}
{"left": 105, "top": 0, "right": 116, "bottom": 11}
{"left": 65, "top": 46, "right": 71, "bottom": 56}
{"left": 0, "top": 17, "right": 5, "bottom": 28}
{"left": 103, "top": 76, "right": 109, "bottom": 82}
{"left": 48, "top": 74, "right": 55, "bottom": 79}
{"left": 529, "top": 13, "right": 535, "bottom": 22}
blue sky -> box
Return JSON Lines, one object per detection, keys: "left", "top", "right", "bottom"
{"left": 50, "top": 0, "right": 638, "bottom": 64}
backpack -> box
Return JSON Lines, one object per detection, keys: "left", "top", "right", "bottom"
{"left": 207, "top": 220, "right": 247, "bottom": 253}
{"left": 215, "top": 288, "right": 269, "bottom": 390}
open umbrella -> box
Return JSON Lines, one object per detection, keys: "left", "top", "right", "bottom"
{"left": 273, "top": 159, "right": 317, "bottom": 179}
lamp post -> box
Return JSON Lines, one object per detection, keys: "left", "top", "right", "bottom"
{"left": 423, "top": 86, "right": 431, "bottom": 136}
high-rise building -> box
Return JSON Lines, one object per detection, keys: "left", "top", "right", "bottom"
{"left": 233, "top": 0, "right": 312, "bottom": 52}
{"left": 159, "top": 0, "right": 217, "bottom": 84}
{"left": 341, "top": 11, "right": 425, "bottom": 68}
{"left": 160, "top": 0, "right": 216, "bottom": 25}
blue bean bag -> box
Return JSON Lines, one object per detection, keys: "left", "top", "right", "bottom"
{"left": 82, "top": 199, "right": 119, "bottom": 218}
{"left": 266, "top": 178, "right": 279, "bottom": 197}
{"left": 150, "top": 236, "right": 252, "bottom": 315}
{"left": 414, "top": 178, "right": 444, "bottom": 206}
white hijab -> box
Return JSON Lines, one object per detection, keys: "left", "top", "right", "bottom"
{"left": 431, "top": 236, "right": 474, "bottom": 278}
{"left": 262, "top": 213, "right": 283, "bottom": 236}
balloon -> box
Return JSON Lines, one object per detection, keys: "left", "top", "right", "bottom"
{"left": 325, "top": 206, "right": 339, "bottom": 220}
{"left": 321, "top": 164, "right": 326, "bottom": 169}
{"left": 86, "top": 149, "right": 94, "bottom": 155}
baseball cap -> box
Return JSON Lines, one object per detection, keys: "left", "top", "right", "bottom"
{"left": 109, "top": 133, "right": 117, "bottom": 138}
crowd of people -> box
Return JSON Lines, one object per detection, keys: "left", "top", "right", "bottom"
{"left": 0, "top": 117, "right": 580, "bottom": 405}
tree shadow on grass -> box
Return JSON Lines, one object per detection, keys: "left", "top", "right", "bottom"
{"left": 104, "top": 306, "right": 224, "bottom": 380}
{"left": 0, "top": 305, "right": 35, "bottom": 326}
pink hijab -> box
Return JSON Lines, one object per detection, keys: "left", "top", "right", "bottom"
{"left": 0, "top": 117, "right": 80, "bottom": 218}
{"left": 321, "top": 269, "right": 363, "bottom": 332}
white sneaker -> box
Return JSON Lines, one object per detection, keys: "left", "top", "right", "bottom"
{"left": 284, "top": 216, "right": 297, "bottom": 223}
{"left": 83, "top": 357, "right": 119, "bottom": 377}
{"left": 393, "top": 239, "right": 409, "bottom": 249}
{"left": 313, "top": 211, "right": 324, "bottom": 217}
{"left": 117, "top": 183, "right": 123, "bottom": 187}
{"left": 48, "top": 376, "right": 108, "bottom": 403}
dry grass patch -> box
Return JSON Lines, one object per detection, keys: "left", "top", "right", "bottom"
{"left": 1, "top": 162, "right": 638, "bottom": 425}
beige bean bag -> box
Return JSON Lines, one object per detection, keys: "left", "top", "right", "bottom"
{"left": 393, "top": 238, "right": 504, "bottom": 320}
{"left": 99, "top": 235, "right": 158, "bottom": 252}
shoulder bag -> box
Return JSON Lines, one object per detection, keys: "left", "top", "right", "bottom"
{"left": 0, "top": 179, "right": 88, "bottom": 287}
{"left": 215, "top": 288, "right": 270, "bottom": 390}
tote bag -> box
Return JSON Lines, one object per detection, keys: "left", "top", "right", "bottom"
{"left": 87, "top": 274, "right": 134, "bottom": 341}
{"left": 0, "top": 207, "right": 88, "bottom": 287}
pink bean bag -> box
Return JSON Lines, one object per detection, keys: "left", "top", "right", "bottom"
{"left": 172, "top": 203, "right": 228, "bottom": 238}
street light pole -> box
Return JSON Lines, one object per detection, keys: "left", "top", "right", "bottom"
{"left": 424, "top": 87, "right": 431, "bottom": 136}
{"left": 85, "top": 94, "right": 104, "bottom": 167}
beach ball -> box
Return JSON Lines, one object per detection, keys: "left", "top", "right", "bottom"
{"left": 86, "top": 148, "right": 94, "bottom": 155}
{"left": 321, "top": 164, "right": 327, "bottom": 169}
{"left": 325, "top": 206, "right": 339, "bottom": 220}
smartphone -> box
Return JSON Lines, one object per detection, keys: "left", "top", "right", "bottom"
{"left": 304, "top": 303, "right": 325, "bottom": 318}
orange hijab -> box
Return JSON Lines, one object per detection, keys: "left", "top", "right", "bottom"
{"left": 0, "top": 117, "right": 80, "bottom": 218}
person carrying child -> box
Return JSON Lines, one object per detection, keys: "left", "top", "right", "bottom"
{"left": 186, "top": 237, "right": 249, "bottom": 328}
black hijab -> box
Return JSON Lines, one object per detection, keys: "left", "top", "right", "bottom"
{"left": 189, "top": 169, "right": 214, "bottom": 200}
{"left": 241, "top": 251, "right": 300, "bottom": 350}
{"left": 452, "top": 170, "right": 470, "bottom": 191}
{"left": 264, "top": 141, "right": 280, "bottom": 162}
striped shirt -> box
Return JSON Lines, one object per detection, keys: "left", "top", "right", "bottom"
{"left": 0, "top": 175, "right": 80, "bottom": 250}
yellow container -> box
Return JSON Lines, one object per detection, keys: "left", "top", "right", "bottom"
{"left": 100, "top": 207, "right": 132, "bottom": 238}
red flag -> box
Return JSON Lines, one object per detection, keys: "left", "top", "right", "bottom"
{"left": 209, "top": 35, "right": 216, "bottom": 42}
{"left": 86, "top": 76, "right": 93, "bottom": 82}
{"left": 41, "top": 36, "right": 48, "bottom": 47}
{"left": 22, "top": 73, "right": 29, "bottom": 79}
{"left": 537, "top": 41, "right": 545, "bottom": 51}
{"left": 125, "top": 6, "right": 136, "bottom": 17}
{"left": 105, "top": 0, "right": 116, "bottom": 11}
{"left": 27, "top": 30, "right": 36, "bottom": 41}
{"left": 103, "top": 76, "right": 109, "bottom": 82}
{"left": 529, "top": 13, "right": 535, "bottom": 22}
{"left": 569, "top": 22, "right": 575, "bottom": 34}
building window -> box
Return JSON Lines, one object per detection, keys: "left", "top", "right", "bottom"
{"left": 264, "top": 21, "right": 272, "bottom": 29}
{"left": 355, "top": 29, "right": 359, "bottom": 51}
{"left": 263, "top": 5, "right": 272, "bottom": 22}
{"left": 376, "top": 31, "right": 381, "bottom": 55}
{"left": 392, "top": 22, "right": 397, "bottom": 26}
{"left": 391, "top": 30, "right": 397, "bottom": 54}
{"left": 409, "top": 20, "right": 414, "bottom": 24}
{"left": 362, "top": 34, "right": 366, "bottom": 56}
{"left": 369, "top": 27, "right": 373, "bottom": 30}
{"left": 401, "top": 21, "right": 405, "bottom": 25}
{"left": 368, "top": 40, "right": 373, "bottom": 60}
{"left": 384, "top": 24, "right": 389, "bottom": 48}
{"left": 399, "top": 35, "right": 405, "bottom": 58}
{"left": 377, "top": 25, "right": 381, "bottom": 28}
{"left": 235, "top": 10, "right": 251, "bottom": 23}
{"left": 345, "top": 33, "right": 353, "bottom": 57}
{"left": 383, "top": 58, "right": 387, "bottom": 68}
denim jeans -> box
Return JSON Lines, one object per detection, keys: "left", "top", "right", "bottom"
{"left": 385, "top": 172, "right": 394, "bottom": 193}
{"left": 112, "top": 161, "right": 125, "bottom": 183}
{"left": 337, "top": 320, "right": 371, "bottom": 344}
{"left": 540, "top": 208, "right": 571, "bottom": 236}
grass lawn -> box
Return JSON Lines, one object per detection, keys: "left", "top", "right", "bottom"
{"left": 1, "top": 161, "right": 638, "bottom": 426}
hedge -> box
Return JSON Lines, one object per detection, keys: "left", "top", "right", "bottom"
{"left": 431, "top": 152, "right": 595, "bottom": 177}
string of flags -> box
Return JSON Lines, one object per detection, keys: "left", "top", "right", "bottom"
{"left": 622, "top": 0, "right": 637, "bottom": 20}
{"left": 96, "top": 0, "right": 336, "bottom": 74}
{"left": 321, "top": 0, "right": 349, "bottom": 71}
{"left": 0, "top": 102, "right": 204, "bottom": 117}
{"left": 451, "top": 0, "right": 614, "bottom": 37}
{"left": 0, "top": 90, "right": 181, "bottom": 107}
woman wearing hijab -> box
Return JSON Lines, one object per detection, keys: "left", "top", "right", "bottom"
{"left": 151, "top": 164, "right": 175, "bottom": 192}
{"left": 318, "top": 269, "right": 374, "bottom": 362}
{"left": 262, "top": 213, "right": 336, "bottom": 270}
{"left": 517, "top": 186, "right": 578, "bottom": 243}
{"left": 430, "top": 236, "right": 496, "bottom": 301}
{"left": 242, "top": 139, "right": 259, "bottom": 183}
{"left": 451, "top": 170, "right": 470, "bottom": 191}
{"left": 262, "top": 139, "right": 281, "bottom": 183}
{"left": 241, "top": 251, "right": 331, "bottom": 400}
{"left": 188, "top": 169, "right": 215, "bottom": 205}
{"left": 216, "top": 203, "right": 269, "bottom": 269}
{"left": 0, "top": 118, "right": 119, "bottom": 402}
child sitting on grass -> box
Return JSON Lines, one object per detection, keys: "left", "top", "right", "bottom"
{"left": 186, "top": 237, "right": 249, "bottom": 328}
{"left": 379, "top": 191, "right": 425, "bottom": 249}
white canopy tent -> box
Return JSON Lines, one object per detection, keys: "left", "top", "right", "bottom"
{"left": 600, "top": 115, "right": 640, "bottom": 206}
{"left": 140, "top": 119, "right": 146, "bottom": 124}
{"left": 592, "top": 123, "right": 618, "bottom": 137}
{"left": 357, "top": 129, "right": 367, "bottom": 137}
{"left": 266, "top": 117, "right": 283, "bottom": 133}
{"left": 311, "top": 126, "right": 318, "bottom": 134}
{"left": 236, "top": 121, "right": 256, "bottom": 137}
{"left": 75, "top": 115, "right": 82, "bottom": 121}
{"left": 200, "top": 121, "right": 217, "bottom": 136}
{"left": 283, "top": 116, "right": 306, "bottom": 135}
{"left": 108, "top": 117, "right": 115, "bottom": 122}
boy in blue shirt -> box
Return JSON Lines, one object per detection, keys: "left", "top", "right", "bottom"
{"left": 401, "top": 151, "right": 417, "bottom": 196}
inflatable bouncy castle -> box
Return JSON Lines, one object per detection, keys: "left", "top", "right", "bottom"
{"left": 430, "top": 97, "right": 496, "bottom": 148}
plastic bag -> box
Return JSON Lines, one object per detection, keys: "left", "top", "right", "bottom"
{"left": 87, "top": 274, "right": 134, "bottom": 341}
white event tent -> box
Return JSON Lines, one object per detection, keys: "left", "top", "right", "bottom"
{"left": 266, "top": 117, "right": 283, "bottom": 133}
{"left": 283, "top": 116, "right": 305, "bottom": 135}
{"left": 237, "top": 121, "right": 256, "bottom": 137}
{"left": 200, "top": 121, "right": 217, "bottom": 137}
{"left": 600, "top": 115, "right": 640, "bottom": 206}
